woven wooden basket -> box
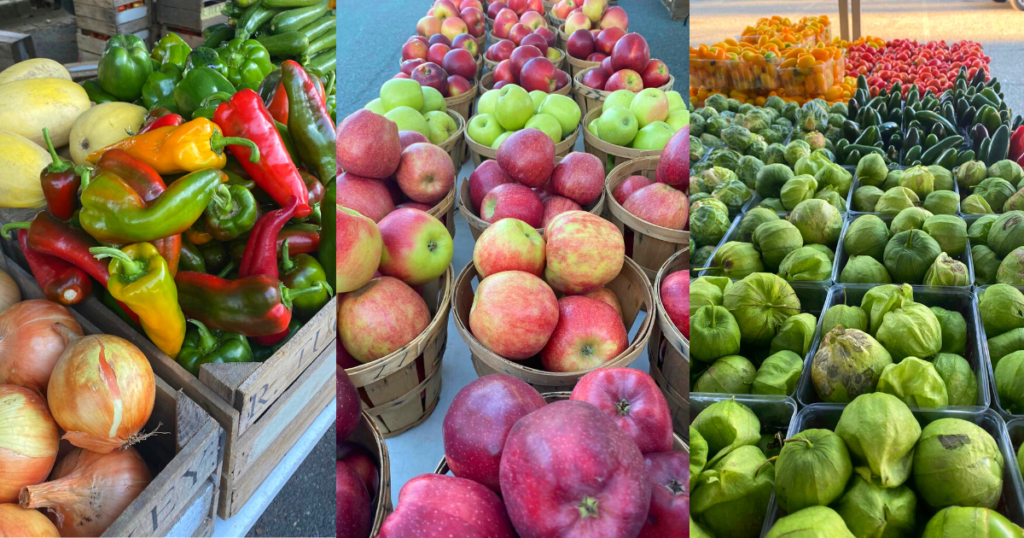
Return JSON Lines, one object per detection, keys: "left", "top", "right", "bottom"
{"left": 444, "top": 82, "right": 478, "bottom": 125}
{"left": 566, "top": 52, "right": 600, "bottom": 78}
{"left": 649, "top": 249, "right": 689, "bottom": 436}
{"left": 474, "top": 32, "right": 486, "bottom": 48}
{"left": 604, "top": 155, "right": 689, "bottom": 280}
{"left": 344, "top": 266, "right": 454, "bottom": 437}
{"left": 573, "top": 67, "right": 676, "bottom": 116}
{"left": 580, "top": 106, "right": 664, "bottom": 171}
{"left": 556, "top": 23, "right": 568, "bottom": 50}
{"left": 427, "top": 184, "right": 458, "bottom": 239}
{"left": 452, "top": 256, "right": 655, "bottom": 393}
{"left": 344, "top": 410, "right": 393, "bottom": 535}
{"left": 436, "top": 109, "right": 468, "bottom": 173}
{"left": 463, "top": 118, "right": 579, "bottom": 167}
{"left": 477, "top": 70, "right": 573, "bottom": 97}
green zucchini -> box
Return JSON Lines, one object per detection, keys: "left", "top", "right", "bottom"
{"left": 269, "top": 0, "right": 328, "bottom": 34}
{"left": 989, "top": 124, "right": 1010, "bottom": 164}
{"left": 956, "top": 150, "right": 976, "bottom": 166}
{"left": 936, "top": 148, "right": 958, "bottom": 169}
{"left": 264, "top": 0, "right": 320, "bottom": 7}
{"left": 237, "top": 0, "right": 279, "bottom": 41}
{"left": 203, "top": 23, "right": 235, "bottom": 49}
{"left": 304, "top": 29, "right": 335, "bottom": 58}
{"left": 904, "top": 145, "right": 922, "bottom": 164}
{"left": 299, "top": 16, "right": 335, "bottom": 41}
{"left": 257, "top": 31, "right": 309, "bottom": 58}
{"left": 304, "top": 48, "right": 335, "bottom": 73}
{"left": 920, "top": 135, "right": 964, "bottom": 165}
{"left": 923, "top": 133, "right": 938, "bottom": 150}
{"left": 979, "top": 137, "right": 992, "bottom": 165}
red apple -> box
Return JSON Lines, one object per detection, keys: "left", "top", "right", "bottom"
{"left": 601, "top": 54, "right": 614, "bottom": 74}
{"left": 623, "top": 183, "right": 688, "bottom": 230}
{"left": 639, "top": 452, "right": 688, "bottom": 538}
{"left": 396, "top": 143, "right": 455, "bottom": 204}
{"left": 400, "top": 58, "right": 425, "bottom": 75}
{"left": 378, "top": 475, "right": 517, "bottom": 538}
{"left": 433, "top": 0, "right": 459, "bottom": 20}
{"left": 555, "top": 69, "right": 570, "bottom": 89}
{"left": 480, "top": 184, "right": 544, "bottom": 228}
{"left": 499, "top": 400, "right": 652, "bottom": 537}
{"left": 460, "top": 7, "right": 486, "bottom": 37}
{"left": 613, "top": 175, "right": 654, "bottom": 205}
{"left": 382, "top": 175, "right": 407, "bottom": 206}
{"left": 429, "top": 33, "right": 453, "bottom": 47}
{"left": 599, "top": 5, "right": 628, "bottom": 31}
{"left": 580, "top": 66, "right": 609, "bottom": 89}
{"left": 587, "top": 52, "right": 607, "bottom": 62}
{"left": 544, "top": 210, "right": 625, "bottom": 294}
{"left": 542, "top": 195, "right": 582, "bottom": 227}
{"left": 486, "top": 39, "right": 516, "bottom": 62}
{"left": 535, "top": 26, "right": 557, "bottom": 47}
{"left": 525, "top": 0, "right": 544, "bottom": 13}
{"left": 338, "top": 206, "right": 382, "bottom": 293}
{"left": 520, "top": 57, "right": 558, "bottom": 92}
{"left": 642, "top": 59, "right": 670, "bottom": 88}
{"left": 447, "top": 75, "right": 473, "bottom": 96}
{"left": 564, "top": 10, "right": 591, "bottom": 34}
{"left": 443, "top": 48, "right": 477, "bottom": 80}
{"left": 427, "top": 43, "right": 451, "bottom": 66}
{"left": 377, "top": 208, "right": 454, "bottom": 285}
{"left": 470, "top": 270, "right": 559, "bottom": 359}
{"left": 492, "top": 80, "right": 511, "bottom": 90}
{"left": 417, "top": 15, "right": 442, "bottom": 37}
{"left": 452, "top": 33, "right": 479, "bottom": 58}
{"left": 519, "top": 10, "right": 546, "bottom": 31}
{"left": 571, "top": 368, "right": 674, "bottom": 453}
{"left": 496, "top": 128, "right": 555, "bottom": 188}
{"left": 486, "top": 0, "right": 508, "bottom": 19}
{"left": 402, "top": 38, "right": 429, "bottom": 61}
{"left": 541, "top": 296, "right": 628, "bottom": 371}
{"left": 508, "top": 0, "right": 527, "bottom": 14}
{"left": 551, "top": 151, "right": 604, "bottom": 205}
{"left": 605, "top": 68, "right": 642, "bottom": 92}
{"left": 338, "top": 461, "right": 372, "bottom": 538}
{"left": 339, "top": 449, "right": 379, "bottom": 499}
{"left": 510, "top": 46, "right": 543, "bottom": 82}
{"left": 508, "top": 23, "right": 532, "bottom": 46}
{"left": 660, "top": 269, "right": 689, "bottom": 338}
{"left": 611, "top": 32, "right": 650, "bottom": 73}
{"left": 492, "top": 59, "right": 515, "bottom": 84}
{"left": 441, "top": 16, "right": 469, "bottom": 41}
{"left": 337, "top": 370, "right": 361, "bottom": 441}
{"left": 566, "top": 28, "right": 595, "bottom": 59}
{"left": 554, "top": 0, "right": 577, "bottom": 19}
{"left": 340, "top": 276, "right": 431, "bottom": 362}
{"left": 338, "top": 342, "right": 361, "bottom": 369}
{"left": 392, "top": 72, "right": 411, "bottom": 79}
{"left": 493, "top": 8, "right": 519, "bottom": 39}
{"left": 474, "top": 218, "right": 546, "bottom": 277}
{"left": 399, "top": 130, "right": 430, "bottom": 151}
{"left": 339, "top": 172, "right": 395, "bottom": 223}
{"left": 520, "top": 33, "right": 549, "bottom": 56}
{"left": 396, "top": 202, "right": 433, "bottom": 211}
{"left": 656, "top": 125, "right": 690, "bottom": 190}
{"left": 411, "top": 62, "right": 449, "bottom": 96}
{"left": 459, "top": 0, "right": 483, "bottom": 10}
{"left": 584, "top": 287, "right": 624, "bottom": 319}
{"left": 442, "top": 375, "right": 546, "bottom": 492}
{"left": 469, "top": 159, "right": 515, "bottom": 211}
{"left": 337, "top": 109, "right": 401, "bottom": 179}
{"left": 595, "top": 26, "right": 625, "bottom": 55}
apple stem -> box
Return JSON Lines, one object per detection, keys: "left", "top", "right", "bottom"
{"left": 577, "top": 496, "right": 600, "bottom": 519}
{"left": 616, "top": 399, "right": 631, "bottom": 416}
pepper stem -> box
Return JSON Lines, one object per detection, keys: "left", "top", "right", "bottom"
{"left": 78, "top": 168, "right": 91, "bottom": 192}
{"left": 90, "top": 247, "right": 146, "bottom": 280}
{"left": 217, "top": 260, "right": 236, "bottom": 279}
{"left": 279, "top": 239, "right": 294, "bottom": 273}
{"left": 279, "top": 280, "right": 333, "bottom": 310}
{"left": 0, "top": 222, "right": 30, "bottom": 240}
{"left": 42, "top": 128, "right": 72, "bottom": 174}
{"left": 211, "top": 184, "right": 233, "bottom": 215}
{"left": 210, "top": 132, "right": 260, "bottom": 163}
{"left": 188, "top": 319, "right": 218, "bottom": 353}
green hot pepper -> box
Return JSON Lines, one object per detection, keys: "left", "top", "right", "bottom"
{"left": 217, "top": 39, "right": 274, "bottom": 90}
{"left": 278, "top": 239, "right": 329, "bottom": 321}
{"left": 96, "top": 34, "right": 153, "bottom": 101}
{"left": 191, "top": 91, "right": 235, "bottom": 121}
{"left": 173, "top": 68, "right": 236, "bottom": 119}
{"left": 178, "top": 319, "right": 253, "bottom": 376}
{"left": 204, "top": 184, "right": 259, "bottom": 241}
{"left": 82, "top": 80, "right": 119, "bottom": 104}
{"left": 319, "top": 178, "right": 335, "bottom": 287}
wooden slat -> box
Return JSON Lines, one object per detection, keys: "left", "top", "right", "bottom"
{"left": 166, "top": 479, "right": 217, "bottom": 538}
{"left": 157, "top": 0, "right": 228, "bottom": 32}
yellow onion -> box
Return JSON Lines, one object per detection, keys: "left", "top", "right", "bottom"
{"left": 20, "top": 447, "right": 152, "bottom": 537}
{"left": 0, "top": 503, "right": 59, "bottom": 537}
{"left": 47, "top": 328, "right": 155, "bottom": 453}
{"left": 0, "top": 301, "right": 82, "bottom": 395}
{"left": 0, "top": 385, "right": 59, "bottom": 503}
{"left": 0, "top": 270, "right": 21, "bottom": 314}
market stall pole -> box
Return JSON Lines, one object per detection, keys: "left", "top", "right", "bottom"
{"left": 837, "top": 0, "right": 862, "bottom": 40}
{"left": 74, "top": 0, "right": 153, "bottom": 60}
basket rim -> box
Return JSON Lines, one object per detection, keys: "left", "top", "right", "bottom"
{"left": 653, "top": 249, "right": 690, "bottom": 355}
{"left": 444, "top": 80, "right": 480, "bottom": 105}
{"left": 462, "top": 121, "right": 581, "bottom": 162}
{"left": 565, "top": 52, "right": 601, "bottom": 69}
{"left": 573, "top": 67, "right": 676, "bottom": 101}
{"left": 603, "top": 155, "right": 689, "bottom": 242}
{"left": 361, "top": 411, "right": 392, "bottom": 535}
{"left": 477, "top": 68, "right": 573, "bottom": 96}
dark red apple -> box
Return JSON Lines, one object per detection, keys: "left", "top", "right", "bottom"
{"left": 492, "top": 80, "right": 511, "bottom": 90}
{"left": 638, "top": 452, "right": 687, "bottom": 538}
{"left": 595, "top": 26, "right": 625, "bottom": 55}
{"left": 555, "top": 68, "right": 570, "bottom": 90}
{"left": 399, "top": 130, "right": 430, "bottom": 151}
{"left": 535, "top": 26, "right": 557, "bottom": 48}
{"left": 656, "top": 126, "right": 690, "bottom": 190}
{"left": 447, "top": 75, "right": 473, "bottom": 96}
{"left": 493, "top": 59, "right": 515, "bottom": 84}
{"left": 499, "top": 400, "right": 652, "bottom": 537}
{"left": 542, "top": 195, "right": 582, "bottom": 227}
{"left": 601, "top": 55, "right": 614, "bottom": 74}
{"left": 486, "top": 0, "right": 507, "bottom": 19}
{"left": 340, "top": 449, "right": 380, "bottom": 500}
{"left": 378, "top": 474, "right": 517, "bottom": 538}
{"left": 508, "top": 23, "right": 532, "bottom": 45}
{"left": 428, "top": 33, "right": 453, "bottom": 47}
{"left": 338, "top": 342, "right": 361, "bottom": 369}
{"left": 443, "top": 48, "right": 477, "bottom": 80}
{"left": 519, "top": 32, "right": 549, "bottom": 56}
{"left": 520, "top": 57, "right": 558, "bottom": 92}
{"left": 452, "top": 33, "right": 479, "bottom": 58}
{"left": 509, "top": 45, "right": 543, "bottom": 81}
{"left": 611, "top": 32, "right": 650, "bottom": 73}
{"left": 402, "top": 38, "right": 429, "bottom": 61}
{"left": 551, "top": 151, "right": 604, "bottom": 205}
{"left": 642, "top": 58, "right": 670, "bottom": 88}
{"left": 395, "top": 201, "right": 433, "bottom": 211}
{"left": 460, "top": 7, "right": 486, "bottom": 37}
{"left": 382, "top": 175, "right": 407, "bottom": 206}
{"left": 613, "top": 174, "right": 654, "bottom": 205}
{"left": 442, "top": 375, "right": 546, "bottom": 492}
{"left": 337, "top": 110, "right": 402, "bottom": 180}
{"left": 339, "top": 172, "right": 396, "bottom": 222}
{"left": 401, "top": 58, "right": 425, "bottom": 75}
{"left": 337, "top": 370, "right": 361, "bottom": 442}
{"left": 580, "top": 66, "right": 609, "bottom": 89}
{"left": 479, "top": 183, "right": 544, "bottom": 227}
{"left": 660, "top": 269, "right": 689, "bottom": 338}
{"left": 570, "top": 367, "right": 674, "bottom": 453}
{"left": 486, "top": 39, "right": 516, "bottom": 62}
{"left": 469, "top": 159, "right": 515, "bottom": 211}
{"left": 566, "top": 28, "right": 595, "bottom": 59}
{"left": 338, "top": 461, "right": 372, "bottom": 538}
{"left": 496, "top": 128, "right": 555, "bottom": 188}
{"left": 427, "top": 43, "right": 452, "bottom": 66}
{"left": 587, "top": 52, "right": 607, "bottom": 63}
{"left": 411, "top": 62, "right": 449, "bottom": 96}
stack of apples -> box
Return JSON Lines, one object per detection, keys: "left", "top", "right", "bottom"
{"left": 468, "top": 129, "right": 603, "bottom": 228}
{"left": 375, "top": 369, "right": 686, "bottom": 537}
{"left": 608, "top": 127, "right": 690, "bottom": 232}
{"left": 468, "top": 83, "right": 579, "bottom": 148}
{"left": 338, "top": 110, "right": 457, "bottom": 222}
{"left": 485, "top": 31, "right": 562, "bottom": 67}
{"left": 417, "top": 0, "right": 486, "bottom": 40}
{"left": 660, "top": 268, "right": 689, "bottom": 338}
{"left": 588, "top": 88, "right": 687, "bottom": 151}
{"left": 486, "top": 0, "right": 545, "bottom": 36}
{"left": 488, "top": 43, "right": 570, "bottom": 93}
{"left": 365, "top": 79, "right": 459, "bottom": 145}
{"left": 337, "top": 372, "right": 379, "bottom": 538}
{"left": 553, "top": 0, "right": 627, "bottom": 32}
{"left": 577, "top": 32, "right": 671, "bottom": 93}
{"left": 398, "top": 35, "right": 477, "bottom": 98}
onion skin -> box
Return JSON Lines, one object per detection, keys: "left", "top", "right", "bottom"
{"left": 0, "top": 503, "right": 59, "bottom": 537}
{"left": 47, "top": 332, "right": 155, "bottom": 453}
{"left": 0, "top": 270, "right": 21, "bottom": 314}
{"left": 20, "top": 447, "right": 152, "bottom": 537}
{"left": 0, "top": 300, "right": 82, "bottom": 395}
{"left": 0, "top": 385, "right": 59, "bottom": 503}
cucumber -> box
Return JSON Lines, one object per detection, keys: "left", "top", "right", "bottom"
{"left": 257, "top": 32, "right": 309, "bottom": 58}
{"left": 979, "top": 137, "right": 992, "bottom": 165}
{"left": 264, "top": 0, "right": 320, "bottom": 7}
{"left": 936, "top": 148, "right": 958, "bottom": 169}
{"left": 269, "top": 0, "right": 328, "bottom": 34}
{"left": 237, "top": 0, "right": 279, "bottom": 41}
{"left": 304, "top": 48, "right": 335, "bottom": 73}
{"left": 299, "top": 16, "right": 335, "bottom": 41}
{"left": 920, "top": 135, "right": 964, "bottom": 165}
{"left": 203, "top": 23, "right": 235, "bottom": 48}
{"left": 904, "top": 145, "right": 922, "bottom": 164}
{"left": 304, "top": 29, "right": 335, "bottom": 58}
{"left": 956, "top": 150, "right": 976, "bottom": 166}
{"left": 989, "top": 124, "right": 1010, "bottom": 164}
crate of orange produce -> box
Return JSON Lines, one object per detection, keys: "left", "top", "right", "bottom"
{"left": 72, "top": 0, "right": 152, "bottom": 38}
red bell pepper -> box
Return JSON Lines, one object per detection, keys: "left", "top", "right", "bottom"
{"left": 213, "top": 89, "right": 311, "bottom": 218}
{"left": 139, "top": 108, "right": 186, "bottom": 135}
{"left": 239, "top": 196, "right": 299, "bottom": 279}
{"left": 17, "top": 229, "right": 91, "bottom": 305}
{"left": 39, "top": 128, "right": 84, "bottom": 220}
{"left": 1010, "top": 126, "right": 1024, "bottom": 162}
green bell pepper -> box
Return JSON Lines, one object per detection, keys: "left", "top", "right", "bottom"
{"left": 178, "top": 319, "right": 253, "bottom": 376}
{"left": 173, "top": 67, "right": 235, "bottom": 119}
{"left": 97, "top": 34, "right": 154, "bottom": 101}
{"left": 203, "top": 184, "right": 258, "bottom": 241}
{"left": 278, "top": 239, "right": 330, "bottom": 321}
{"left": 82, "top": 80, "right": 118, "bottom": 104}
{"left": 191, "top": 91, "right": 235, "bottom": 121}
{"left": 152, "top": 33, "right": 192, "bottom": 69}
{"left": 141, "top": 64, "right": 183, "bottom": 111}
{"left": 184, "top": 47, "right": 228, "bottom": 76}
{"left": 250, "top": 320, "right": 301, "bottom": 361}
{"left": 217, "top": 39, "right": 274, "bottom": 89}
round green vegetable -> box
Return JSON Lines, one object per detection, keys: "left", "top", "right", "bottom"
{"left": 691, "top": 304, "right": 742, "bottom": 363}
{"left": 998, "top": 247, "right": 1024, "bottom": 286}
{"left": 853, "top": 185, "right": 885, "bottom": 212}
{"left": 899, "top": 165, "right": 935, "bottom": 198}
{"left": 702, "top": 241, "right": 764, "bottom": 279}
{"left": 821, "top": 302, "right": 869, "bottom": 334}
{"left": 752, "top": 220, "right": 803, "bottom": 269}
{"left": 923, "top": 214, "right": 968, "bottom": 256}
{"left": 843, "top": 215, "right": 890, "bottom": 260}
{"left": 691, "top": 426, "right": 708, "bottom": 490}
{"left": 923, "top": 252, "right": 970, "bottom": 287}
{"left": 811, "top": 326, "right": 893, "bottom": 403}
{"left": 775, "top": 429, "right": 853, "bottom": 512}
{"left": 927, "top": 164, "right": 955, "bottom": 191}
{"left": 973, "top": 244, "right": 1001, "bottom": 286}
{"left": 769, "top": 312, "right": 818, "bottom": 356}
{"left": 723, "top": 273, "right": 801, "bottom": 345}
{"left": 835, "top": 393, "right": 920, "bottom": 488}
{"left": 835, "top": 476, "right": 917, "bottom": 538}
{"left": 931, "top": 306, "right": 967, "bottom": 355}
{"left": 933, "top": 353, "right": 978, "bottom": 406}
{"left": 691, "top": 398, "right": 761, "bottom": 466}
{"left": 755, "top": 163, "right": 795, "bottom": 199}
{"left": 962, "top": 194, "right": 994, "bottom": 214}
{"left": 890, "top": 207, "right": 933, "bottom": 235}
{"left": 781, "top": 175, "right": 818, "bottom": 210}
{"left": 692, "top": 445, "right": 775, "bottom": 538}
{"left": 840, "top": 255, "right": 892, "bottom": 284}
{"left": 995, "top": 350, "right": 1024, "bottom": 414}
{"left": 695, "top": 354, "right": 757, "bottom": 393}
{"left": 875, "top": 187, "right": 920, "bottom": 215}
{"left": 876, "top": 302, "right": 942, "bottom": 361}
{"left": 691, "top": 198, "right": 732, "bottom": 247}
{"left": 856, "top": 153, "right": 888, "bottom": 187}
{"left": 956, "top": 160, "right": 988, "bottom": 190}
{"left": 883, "top": 229, "right": 941, "bottom": 283}
{"left": 913, "top": 418, "right": 1003, "bottom": 510}
{"left": 766, "top": 506, "right": 856, "bottom": 538}
{"left": 861, "top": 284, "right": 914, "bottom": 336}
{"left": 923, "top": 190, "right": 960, "bottom": 215}
{"left": 778, "top": 247, "right": 832, "bottom": 282}
{"left": 789, "top": 199, "right": 843, "bottom": 245}
{"left": 974, "top": 177, "right": 1016, "bottom": 212}
{"left": 990, "top": 213, "right": 1024, "bottom": 258}
{"left": 979, "top": 284, "right": 1024, "bottom": 337}
{"left": 738, "top": 207, "right": 780, "bottom": 241}
{"left": 970, "top": 214, "right": 999, "bottom": 247}
{"left": 921, "top": 507, "right": 1024, "bottom": 538}
{"left": 752, "top": 350, "right": 803, "bottom": 396}
{"left": 877, "top": 357, "right": 949, "bottom": 408}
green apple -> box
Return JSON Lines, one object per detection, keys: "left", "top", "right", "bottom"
{"left": 380, "top": 78, "right": 424, "bottom": 111}
{"left": 477, "top": 89, "right": 501, "bottom": 115}
{"left": 530, "top": 90, "right": 547, "bottom": 112}
{"left": 491, "top": 131, "right": 512, "bottom": 149}
{"left": 588, "top": 119, "right": 599, "bottom": 137}
{"left": 666, "top": 90, "right": 685, "bottom": 113}
{"left": 666, "top": 109, "right": 689, "bottom": 132}
{"left": 467, "top": 113, "right": 505, "bottom": 147}
{"left": 602, "top": 90, "right": 636, "bottom": 113}
{"left": 630, "top": 88, "right": 669, "bottom": 129}
{"left": 421, "top": 86, "right": 446, "bottom": 113}
{"left": 538, "top": 94, "right": 581, "bottom": 139}
{"left": 384, "top": 106, "right": 430, "bottom": 137}
{"left": 525, "top": 113, "right": 563, "bottom": 144}
{"left": 495, "top": 84, "right": 534, "bottom": 131}
{"left": 365, "top": 98, "right": 386, "bottom": 115}
{"left": 596, "top": 106, "right": 638, "bottom": 147}
{"left": 631, "top": 121, "right": 674, "bottom": 150}
{"left": 424, "top": 111, "right": 459, "bottom": 143}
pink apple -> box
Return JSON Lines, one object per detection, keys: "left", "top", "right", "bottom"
{"left": 544, "top": 210, "right": 625, "bottom": 294}
{"left": 392, "top": 72, "right": 411, "bottom": 79}
{"left": 612, "top": 174, "right": 654, "bottom": 205}
{"left": 474, "top": 218, "right": 546, "bottom": 277}
{"left": 520, "top": 11, "right": 546, "bottom": 31}
{"left": 510, "top": 45, "right": 543, "bottom": 80}
{"left": 339, "top": 448, "right": 379, "bottom": 500}
{"left": 486, "top": 0, "right": 508, "bottom": 19}
{"left": 459, "top": 0, "right": 483, "bottom": 10}
{"left": 639, "top": 451, "right": 688, "bottom": 538}
{"left": 403, "top": 38, "right": 429, "bottom": 61}
{"left": 496, "top": 128, "right": 555, "bottom": 188}
{"left": 411, "top": 62, "right": 449, "bottom": 96}
{"left": 443, "top": 375, "right": 546, "bottom": 493}
{"left": 571, "top": 367, "right": 673, "bottom": 453}
{"left": 584, "top": 287, "right": 623, "bottom": 319}
{"left": 542, "top": 195, "right": 582, "bottom": 227}
{"left": 338, "top": 207, "right": 382, "bottom": 293}
{"left": 642, "top": 59, "right": 670, "bottom": 88}
{"left": 550, "top": 152, "right": 604, "bottom": 206}
{"left": 541, "top": 295, "right": 628, "bottom": 371}
{"left": 470, "top": 270, "right": 559, "bottom": 359}
{"left": 337, "top": 109, "right": 402, "bottom": 179}
{"left": 452, "top": 33, "right": 479, "bottom": 58}
{"left": 520, "top": 33, "right": 549, "bottom": 56}
{"left": 480, "top": 184, "right": 544, "bottom": 228}
{"left": 469, "top": 160, "right": 515, "bottom": 211}
{"left": 428, "top": 43, "right": 451, "bottom": 66}
{"left": 447, "top": 75, "right": 473, "bottom": 96}
{"left": 338, "top": 172, "right": 395, "bottom": 223}
{"left": 443, "top": 48, "right": 477, "bottom": 80}
{"left": 499, "top": 400, "right": 651, "bottom": 537}
{"left": 520, "top": 57, "right": 558, "bottom": 92}
{"left": 508, "top": 23, "right": 533, "bottom": 46}
{"left": 434, "top": 0, "right": 460, "bottom": 19}
{"left": 535, "top": 26, "right": 557, "bottom": 47}
{"left": 623, "top": 183, "right": 688, "bottom": 230}
{"left": 486, "top": 39, "right": 516, "bottom": 62}
{"left": 417, "top": 16, "right": 443, "bottom": 37}
{"left": 338, "top": 462, "right": 372, "bottom": 538}
{"left": 605, "top": 68, "right": 642, "bottom": 92}
{"left": 400, "top": 58, "right": 425, "bottom": 75}
{"left": 378, "top": 208, "right": 454, "bottom": 285}
{"left": 656, "top": 126, "right": 690, "bottom": 190}
{"left": 396, "top": 202, "right": 433, "bottom": 211}
{"left": 340, "top": 276, "right": 430, "bottom": 362}
{"left": 460, "top": 7, "right": 486, "bottom": 37}
{"left": 660, "top": 269, "right": 689, "bottom": 338}
{"left": 534, "top": 184, "right": 553, "bottom": 202}
{"left": 441, "top": 16, "right": 470, "bottom": 41}
{"left": 493, "top": 8, "right": 519, "bottom": 39}
{"left": 554, "top": 0, "right": 577, "bottom": 19}
{"left": 525, "top": 0, "right": 544, "bottom": 13}
{"left": 580, "top": 66, "right": 609, "bottom": 89}
{"left": 395, "top": 143, "right": 456, "bottom": 204}
{"left": 378, "top": 475, "right": 517, "bottom": 538}
{"left": 337, "top": 370, "right": 361, "bottom": 441}
{"left": 508, "top": 0, "right": 527, "bottom": 14}
{"left": 595, "top": 26, "right": 625, "bottom": 55}
{"left": 492, "top": 59, "right": 515, "bottom": 84}
{"left": 599, "top": 5, "right": 628, "bottom": 31}
{"left": 611, "top": 32, "right": 650, "bottom": 73}
{"left": 564, "top": 11, "right": 591, "bottom": 34}
{"left": 566, "top": 28, "right": 595, "bottom": 59}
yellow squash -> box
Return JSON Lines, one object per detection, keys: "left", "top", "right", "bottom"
{"left": 0, "top": 78, "right": 90, "bottom": 148}
{"left": 69, "top": 102, "right": 147, "bottom": 166}
{"left": 0, "top": 129, "right": 50, "bottom": 208}
{"left": 0, "top": 59, "right": 71, "bottom": 86}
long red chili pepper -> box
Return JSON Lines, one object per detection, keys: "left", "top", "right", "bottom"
{"left": 17, "top": 229, "right": 92, "bottom": 305}
{"left": 213, "top": 89, "right": 311, "bottom": 217}
{"left": 239, "top": 196, "right": 299, "bottom": 279}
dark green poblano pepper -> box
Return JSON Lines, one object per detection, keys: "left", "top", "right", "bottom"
{"left": 177, "top": 319, "right": 253, "bottom": 376}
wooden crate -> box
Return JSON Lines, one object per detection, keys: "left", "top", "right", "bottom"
{"left": 160, "top": 25, "right": 207, "bottom": 48}
{"left": 77, "top": 26, "right": 152, "bottom": 61}
{"left": 662, "top": 0, "right": 688, "bottom": 21}
{"left": 0, "top": 217, "right": 337, "bottom": 519}
{"left": 0, "top": 30, "right": 35, "bottom": 71}
{"left": 0, "top": 253, "right": 223, "bottom": 537}
{"left": 157, "top": 0, "right": 229, "bottom": 33}
{"left": 74, "top": 0, "right": 153, "bottom": 37}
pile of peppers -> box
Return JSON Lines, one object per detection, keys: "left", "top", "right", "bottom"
{"left": 9, "top": 55, "right": 337, "bottom": 377}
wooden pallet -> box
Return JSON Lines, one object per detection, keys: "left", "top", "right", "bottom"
{"left": 73, "top": 0, "right": 153, "bottom": 37}
{"left": 0, "top": 253, "right": 223, "bottom": 537}
{"left": 157, "top": 0, "right": 229, "bottom": 33}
